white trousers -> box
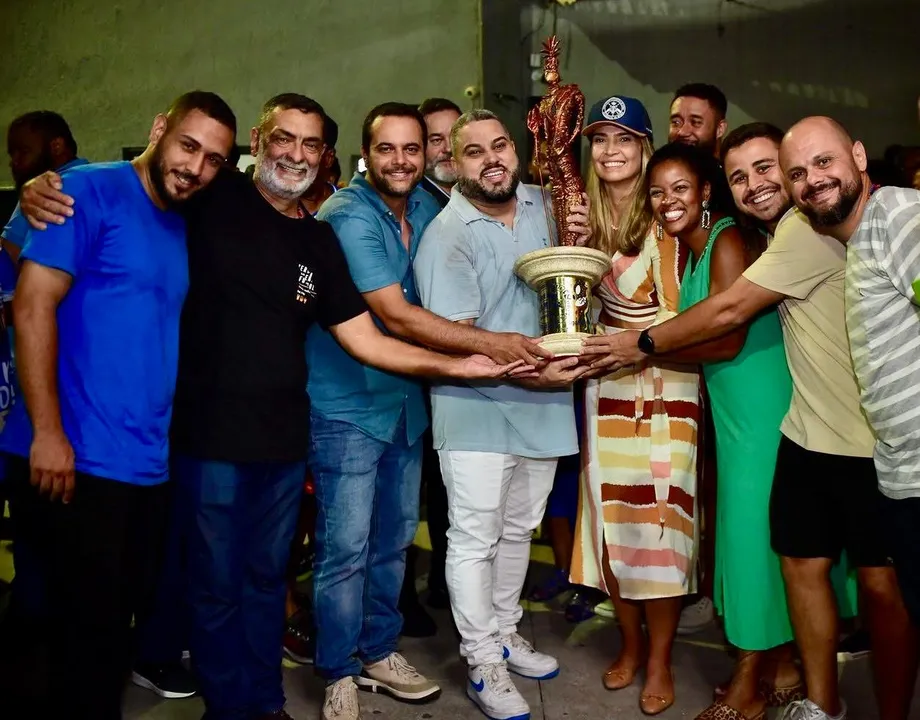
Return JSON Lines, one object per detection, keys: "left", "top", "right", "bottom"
{"left": 439, "top": 450, "right": 558, "bottom": 667}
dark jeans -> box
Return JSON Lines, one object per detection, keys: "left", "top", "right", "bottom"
{"left": 309, "top": 412, "right": 422, "bottom": 680}
{"left": 6, "top": 454, "right": 169, "bottom": 719}
{"left": 178, "top": 455, "right": 306, "bottom": 719}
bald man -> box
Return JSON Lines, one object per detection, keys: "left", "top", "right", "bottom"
{"left": 578, "top": 117, "right": 912, "bottom": 720}
{"left": 780, "top": 116, "right": 920, "bottom": 719}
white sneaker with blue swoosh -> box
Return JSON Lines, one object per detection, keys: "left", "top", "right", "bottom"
{"left": 467, "top": 662, "right": 530, "bottom": 720}
{"left": 501, "top": 632, "right": 559, "bottom": 680}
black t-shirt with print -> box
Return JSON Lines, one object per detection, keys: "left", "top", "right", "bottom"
{"left": 171, "top": 170, "right": 367, "bottom": 463}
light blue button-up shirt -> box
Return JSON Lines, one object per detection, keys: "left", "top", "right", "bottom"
{"left": 305, "top": 173, "right": 440, "bottom": 445}
{"left": 414, "top": 183, "right": 577, "bottom": 458}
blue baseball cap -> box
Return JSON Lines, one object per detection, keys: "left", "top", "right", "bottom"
{"left": 582, "top": 95, "right": 653, "bottom": 143}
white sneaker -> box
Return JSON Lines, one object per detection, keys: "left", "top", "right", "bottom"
{"left": 323, "top": 677, "right": 360, "bottom": 720}
{"left": 780, "top": 699, "right": 847, "bottom": 720}
{"left": 501, "top": 632, "right": 559, "bottom": 680}
{"left": 355, "top": 652, "right": 440, "bottom": 702}
{"left": 677, "top": 597, "right": 714, "bottom": 635}
{"left": 467, "top": 662, "right": 530, "bottom": 720}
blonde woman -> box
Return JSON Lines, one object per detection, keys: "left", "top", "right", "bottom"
{"left": 570, "top": 96, "right": 700, "bottom": 715}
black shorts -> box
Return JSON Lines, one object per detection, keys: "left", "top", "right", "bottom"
{"left": 886, "top": 495, "right": 920, "bottom": 626}
{"left": 769, "top": 435, "right": 891, "bottom": 567}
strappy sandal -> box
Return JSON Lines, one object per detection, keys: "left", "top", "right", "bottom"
{"left": 760, "top": 678, "right": 806, "bottom": 707}
{"left": 694, "top": 701, "right": 766, "bottom": 720}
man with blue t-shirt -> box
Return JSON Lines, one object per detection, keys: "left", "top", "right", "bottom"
{"left": 0, "top": 91, "right": 237, "bottom": 719}
{"left": 414, "top": 109, "right": 587, "bottom": 720}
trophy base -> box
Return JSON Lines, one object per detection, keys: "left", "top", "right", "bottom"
{"left": 538, "top": 332, "right": 591, "bottom": 357}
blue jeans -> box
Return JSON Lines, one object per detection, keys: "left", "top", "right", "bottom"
{"left": 177, "top": 455, "right": 306, "bottom": 719}
{"left": 310, "top": 412, "right": 422, "bottom": 681}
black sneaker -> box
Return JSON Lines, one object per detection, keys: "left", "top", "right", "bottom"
{"left": 131, "top": 661, "right": 198, "bottom": 699}
{"left": 837, "top": 628, "right": 871, "bottom": 662}
{"left": 282, "top": 609, "right": 315, "bottom": 665}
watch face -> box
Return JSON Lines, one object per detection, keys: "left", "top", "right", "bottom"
{"left": 638, "top": 330, "right": 654, "bottom": 354}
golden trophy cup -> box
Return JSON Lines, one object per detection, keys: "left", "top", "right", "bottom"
{"left": 514, "top": 35, "right": 609, "bottom": 357}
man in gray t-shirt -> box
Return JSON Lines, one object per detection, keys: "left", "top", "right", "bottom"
{"left": 415, "top": 109, "right": 588, "bottom": 720}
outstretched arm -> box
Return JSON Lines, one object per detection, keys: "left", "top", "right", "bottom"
{"left": 329, "top": 311, "right": 531, "bottom": 380}
{"left": 648, "top": 226, "right": 755, "bottom": 364}
{"left": 363, "top": 283, "right": 550, "bottom": 366}
{"left": 580, "top": 275, "right": 784, "bottom": 371}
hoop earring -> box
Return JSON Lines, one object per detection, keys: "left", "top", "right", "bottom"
{"left": 656, "top": 223, "right": 663, "bottom": 240}
{"left": 701, "top": 200, "right": 711, "bottom": 230}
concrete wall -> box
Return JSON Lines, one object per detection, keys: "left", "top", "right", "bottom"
{"left": 484, "top": 0, "right": 920, "bottom": 161}
{"left": 0, "top": 0, "right": 483, "bottom": 186}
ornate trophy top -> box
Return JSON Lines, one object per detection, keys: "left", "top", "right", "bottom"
{"left": 526, "top": 35, "right": 585, "bottom": 247}
{"left": 541, "top": 36, "right": 562, "bottom": 85}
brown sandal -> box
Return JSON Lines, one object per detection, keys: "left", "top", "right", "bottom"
{"left": 640, "top": 691, "right": 675, "bottom": 716}
{"left": 694, "top": 701, "right": 766, "bottom": 720}
{"left": 640, "top": 672, "right": 675, "bottom": 716}
{"left": 760, "top": 679, "right": 806, "bottom": 707}
{"left": 603, "top": 663, "right": 638, "bottom": 690}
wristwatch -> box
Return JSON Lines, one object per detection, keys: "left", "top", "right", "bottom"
{"left": 637, "top": 328, "right": 655, "bottom": 355}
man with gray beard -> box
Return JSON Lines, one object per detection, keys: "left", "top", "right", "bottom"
{"left": 418, "top": 97, "right": 461, "bottom": 208}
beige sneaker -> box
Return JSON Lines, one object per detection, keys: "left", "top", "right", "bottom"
{"left": 355, "top": 652, "right": 441, "bottom": 702}
{"left": 322, "top": 677, "right": 359, "bottom": 720}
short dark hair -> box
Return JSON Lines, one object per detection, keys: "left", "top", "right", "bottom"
{"left": 720, "top": 122, "right": 785, "bottom": 165}
{"left": 646, "top": 141, "right": 734, "bottom": 215}
{"left": 8, "top": 110, "right": 78, "bottom": 156}
{"left": 418, "top": 98, "right": 462, "bottom": 118}
{"left": 324, "top": 115, "right": 339, "bottom": 149}
{"left": 165, "top": 90, "right": 237, "bottom": 137}
{"left": 361, "top": 102, "right": 427, "bottom": 154}
{"left": 672, "top": 83, "right": 727, "bottom": 119}
{"left": 258, "top": 93, "right": 326, "bottom": 135}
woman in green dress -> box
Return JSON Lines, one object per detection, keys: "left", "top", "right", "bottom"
{"left": 644, "top": 142, "right": 799, "bottom": 720}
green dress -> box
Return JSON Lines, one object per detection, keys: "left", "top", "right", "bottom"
{"left": 678, "top": 217, "right": 794, "bottom": 650}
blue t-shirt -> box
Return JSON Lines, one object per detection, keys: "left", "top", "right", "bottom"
{"left": 0, "top": 162, "right": 189, "bottom": 485}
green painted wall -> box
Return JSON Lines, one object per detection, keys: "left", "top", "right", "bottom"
{"left": 0, "top": 0, "right": 483, "bottom": 186}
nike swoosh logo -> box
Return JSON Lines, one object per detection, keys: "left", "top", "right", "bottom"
{"left": 470, "top": 677, "right": 485, "bottom": 692}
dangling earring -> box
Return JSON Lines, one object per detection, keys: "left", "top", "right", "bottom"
{"left": 701, "top": 199, "right": 711, "bottom": 230}
{"left": 656, "top": 223, "right": 663, "bottom": 240}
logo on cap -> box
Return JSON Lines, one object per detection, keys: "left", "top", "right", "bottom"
{"left": 601, "top": 97, "right": 626, "bottom": 121}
